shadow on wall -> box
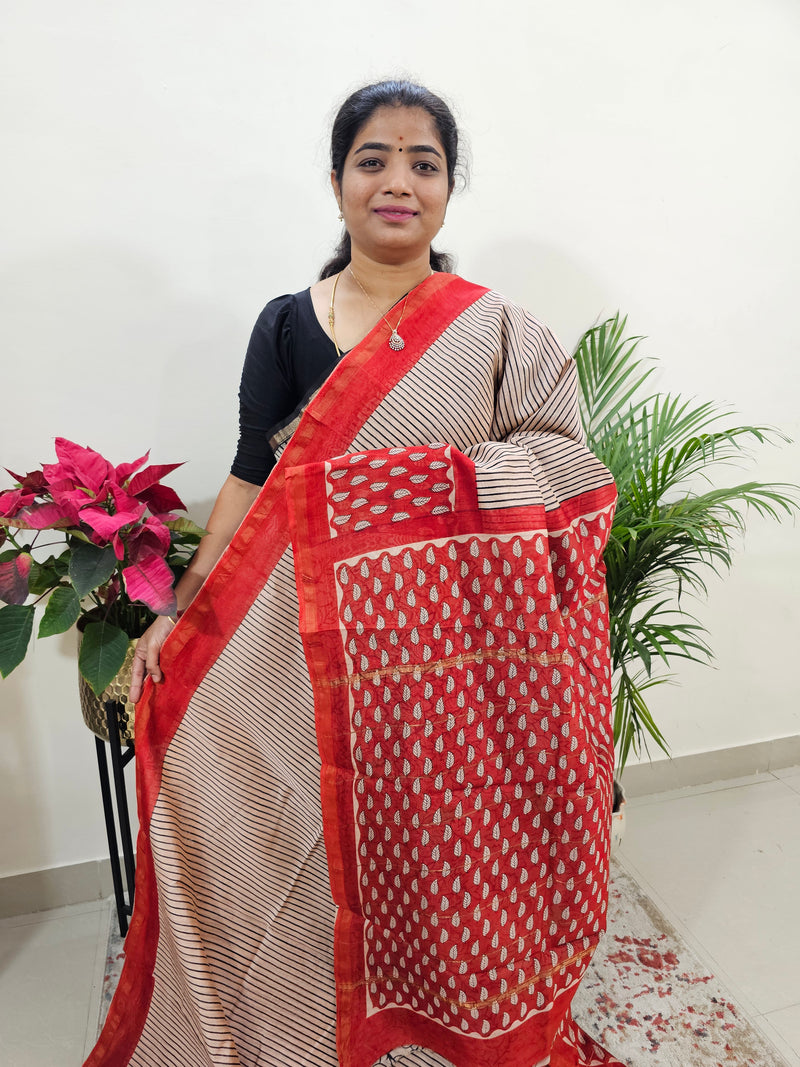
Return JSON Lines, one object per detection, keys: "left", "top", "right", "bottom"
{"left": 0, "top": 626, "right": 94, "bottom": 879}
{"left": 0, "top": 668, "right": 47, "bottom": 877}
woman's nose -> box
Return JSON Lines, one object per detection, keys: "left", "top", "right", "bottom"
{"left": 382, "top": 159, "right": 413, "bottom": 196}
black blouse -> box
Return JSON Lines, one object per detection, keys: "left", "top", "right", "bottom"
{"left": 230, "top": 289, "right": 342, "bottom": 486}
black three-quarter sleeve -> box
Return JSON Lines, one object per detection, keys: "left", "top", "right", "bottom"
{"left": 230, "top": 294, "right": 297, "bottom": 486}
{"left": 231, "top": 289, "right": 341, "bottom": 486}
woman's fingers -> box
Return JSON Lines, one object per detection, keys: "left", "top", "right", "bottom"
{"left": 129, "top": 641, "right": 148, "bottom": 704}
{"left": 129, "top": 618, "right": 173, "bottom": 703}
{"left": 145, "top": 628, "right": 164, "bottom": 685}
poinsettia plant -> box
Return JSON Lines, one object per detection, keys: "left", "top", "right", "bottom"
{"left": 0, "top": 438, "right": 205, "bottom": 696}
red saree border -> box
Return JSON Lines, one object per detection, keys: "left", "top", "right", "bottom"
{"left": 84, "top": 273, "right": 488, "bottom": 1067}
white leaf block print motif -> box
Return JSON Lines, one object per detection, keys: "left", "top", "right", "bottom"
{"left": 325, "top": 445, "right": 455, "bottom": 537}
{"left": 336, "top": 507, "right": 615, "bottom": 1037}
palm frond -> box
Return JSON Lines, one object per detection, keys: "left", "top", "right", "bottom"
{"left": 574, "top": 313, "right": 655, "bottom": 442}
{"left": 613, "top": 671, "right": 672, "bottom": 771}
{"left": 596, "top": 397, "right": 790, "bottom": 504}
{"left": 573, "top": 314, "right": 799, "bottom": 774}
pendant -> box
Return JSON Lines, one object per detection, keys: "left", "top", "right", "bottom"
{"left": 389, "top": 330, "right": 405, "bottom": 351}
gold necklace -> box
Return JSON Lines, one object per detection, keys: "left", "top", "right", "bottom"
{"left": 348, "top": 267, "right": 411, "bottom": 352}
{"left": 328, "top": 271, "right": 345, "bottom": 359}
{"left": 328, "top": 267, "right": 433, "bottom": 359}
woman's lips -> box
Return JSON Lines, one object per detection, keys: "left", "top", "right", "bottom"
{"left": 374, "top": 207, "right": 417, "bottom": 221}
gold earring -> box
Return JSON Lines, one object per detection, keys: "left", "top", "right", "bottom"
{"left": 338, "top": 210, "right": 344, "bottom": 222}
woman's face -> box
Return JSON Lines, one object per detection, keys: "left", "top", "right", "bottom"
{"left": 332, "top": 106, "right": 451, "bottom": 265}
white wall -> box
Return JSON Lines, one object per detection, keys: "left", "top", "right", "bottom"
{"left": 1, "top": 0, "right": 798, "bottom": 877}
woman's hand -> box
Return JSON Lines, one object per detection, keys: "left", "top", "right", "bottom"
{"left": 129, "top": 615, "right": 176, "bottom": 704}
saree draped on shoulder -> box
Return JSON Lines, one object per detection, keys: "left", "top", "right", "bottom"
{"left": 86, "top": 274, "right": 624, "bottom": 1067}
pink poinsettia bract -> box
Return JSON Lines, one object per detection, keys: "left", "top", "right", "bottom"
{"left": 0, "top": 438, "right": 189, "bottom": 615}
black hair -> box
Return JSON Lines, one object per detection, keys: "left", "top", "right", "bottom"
{"left": 319, "top": 79, "right": 464, "bottom": 279}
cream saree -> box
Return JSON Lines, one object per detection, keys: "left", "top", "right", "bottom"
{"left": 86, "top": 273, "right": 623, "bottom": 1067}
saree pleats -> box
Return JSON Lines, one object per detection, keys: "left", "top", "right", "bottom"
{"left": 85, "top": 275, "right": 623, "bottom": 1067}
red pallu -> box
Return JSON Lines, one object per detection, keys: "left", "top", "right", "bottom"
{"left": 86, "top": 274, "right": 624, "bottom": 1067}
{"left": 289, "top": 447, "right": 617, "bottom": 1067}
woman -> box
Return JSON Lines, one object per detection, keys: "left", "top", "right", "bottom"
{"left": 91, "top": 81, "right": 623, "bottom": 1067}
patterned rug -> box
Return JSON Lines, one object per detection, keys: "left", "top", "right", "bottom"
{"left": 99, "top": 863, "right": 788, "bottom": 1065}
{"left": 572, "top": 863, "right": 788, "bottom": 1066}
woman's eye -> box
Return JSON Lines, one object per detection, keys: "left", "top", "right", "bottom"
{"left": 414, "top": 161, "right": 438, "bottom": 172}
{"left": 358, "top": 158, "right": 383, "bottom": 169}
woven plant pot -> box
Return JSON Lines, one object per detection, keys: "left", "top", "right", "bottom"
{"left": 76, "top": 626, "right": 138, "bottom": 745}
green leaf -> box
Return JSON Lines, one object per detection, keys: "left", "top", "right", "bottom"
{"left": 38, "top": 586, "right": 82, "bottom": 638}
{"left": 78, "top": 620, "right": 129, "bottom": 696}
{"left": 28, "top": 552, "right": 70, "bottom": 596}
{"left": 27, "top": 560, "right": 56, "bottom": 597}
{"left": 163, "top": 517, "right": 207, "bottom": 540}
{"left": 0, "top": 603, "right": 35, "bottom": 677}
{"left": 53, "top": 551, "right": 70, "bottom": 578}
{"left": 69, "top": 541, "right": 118, "bottom": 597}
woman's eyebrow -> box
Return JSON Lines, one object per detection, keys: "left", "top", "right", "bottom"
{"left": 405, "top": 144, "right": 442, "bottom": 157}
{"left": 354, "top": 142, "right": 393, "bottom": 154}
{"left": 354, "top": 141, "right": 442, "bottom": 158}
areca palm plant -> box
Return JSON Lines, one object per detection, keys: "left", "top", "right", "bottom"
{"left": 573, "top": 315, "right": 798, "bottom": 773}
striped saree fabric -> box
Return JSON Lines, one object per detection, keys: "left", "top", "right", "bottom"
{"left": 85, "top": 273, "right": 623, "bottom": 1067}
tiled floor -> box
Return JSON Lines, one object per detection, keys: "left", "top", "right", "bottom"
{"left": 1, "top": 768, "right": 799, "bottom": 1066}
{"left": 0, "top": 898, "right": 110, "bottom": 1065}
{"left": 617, "top": 765, "right": 800, "bottom": 1066}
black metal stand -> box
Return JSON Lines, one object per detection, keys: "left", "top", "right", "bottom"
{"left": 94, "top": 700, "right": 136, "bottom": 936}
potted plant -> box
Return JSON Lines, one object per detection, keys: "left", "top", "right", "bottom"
{"left": 0, "top": 437, "right": 205, "bottom": 736}
{"left": 573, "top": 315, "right": 798, "bottom": 814}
